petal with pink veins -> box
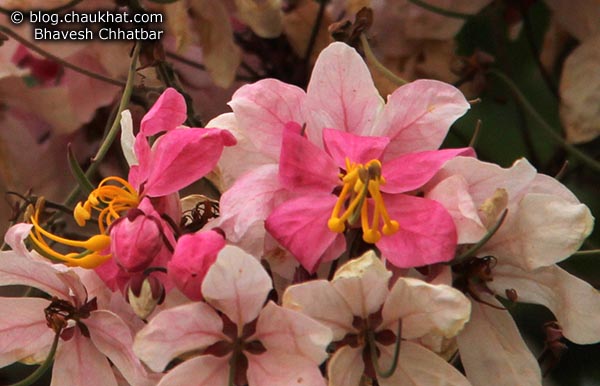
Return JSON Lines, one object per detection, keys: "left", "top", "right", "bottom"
{"left": 265, "top": 194, "right": 344, "bottom": 273}
{"left": 489, "top": 264, "right": 600, "bottom": 345}
{"left": 457, "top": 295, "right": 541, "bottom": 386}
{"left": 382, "top": 148, "right": 474, "bottom": 194}
{"left": 283, "top": 280, "right": 355, "bottom": 341}
{"left": 376, "top": 195, "right": 457, "bottom": 268}
{"left": 370, "top": 79, "right": 469, "bottom": 159}
{"left": 140, "top": 88, "right": 187, "bottom": 136}
{"left": 279, "top": 126, "right": 339, "bottom": 192}
{"left": 134, "top": 302, "right": 225, "bottom": 372}
{"left": 51, "top": 329, "right": 117, "bottom": 386}
{"left": 142, "top": 128, "right": 236, "bottom": 197}
{"left": 380, "top": 278, "right": 470, "bottom": 340}
{"left": 326, "top": 346, "right": 364, "bottom": 386}
{"left": 305, "top": 42, "right": 384, "bottom": 145}
{"left": 202, "top": 246, "right": 272, "bottom": 328}
{"left": 87, "top": 310, "right": 155, "bottom": 386}
{"left": 0, "top": 297, "right": 53, "bottom": 367}
{"left": 229, "top": 79, "right": 306, "bottom": 159}
{"left": 322, "top": 128, "right": 389, "bottom": 167}
{"left": 157, "top": 355, "right": 229, "bottom": 386}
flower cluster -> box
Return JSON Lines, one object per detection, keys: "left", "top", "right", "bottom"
{"left": 0, "top": 41, "right": 597, "bottom": 386}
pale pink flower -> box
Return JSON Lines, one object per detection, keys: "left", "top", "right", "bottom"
{"left": 0, "top": 224, "right": 157, "bottom": 386}
{"left": 283, "top": 251, "right": 472, "bottom": 386}
{"left": 134, "top": 246, "right": 332, "bottom": 386}
{"left": 214, "top": 42, "right": 471, "bottom": 271}
{"left": 425, "top": 156, "right": 597, "bottom": 386}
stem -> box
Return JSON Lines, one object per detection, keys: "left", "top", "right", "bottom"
{"left": 64, "top": 42, "right": 141, "bottom": 207}
{"left": 0, "top": 25, "right": 125, "bottom": 87}
{"left": 407, "top": 0, "right": 472, "bottom": 19}
{"left": 488, "top": 69, "right": 600, "bottom": 174}
{"left": 304, "top": 0, "right": 327, "bottom": 65}
{"left": 367, "top": 320, "right": 402, "bottom": 378}
{"left": 9, "top": 330, "right": 60, "bottom": 386}
{"left": 360, "top": 34, "right": 407, "bottom": 86}
{"left": 453, "top": 209, "right": 508, "bottom": 264}
{"left": 573, "top": 249, "right": 600, "bottom": 257}
{"left": 468, "top": 120, "right": 482, "bottom": 148}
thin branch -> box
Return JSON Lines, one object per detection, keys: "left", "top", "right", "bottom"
{"left": 407, "top": 0, "right": 472, "bottom": 19}
{"left": 360, "top": 33, "right": 407, "bottom": 86}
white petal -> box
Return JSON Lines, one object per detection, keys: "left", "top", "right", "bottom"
{"left": 327, "top": 346, "right": 364, "bottom": 386}
{"left": 157, "top": 355, "right": 229, "bottom": 386}
{"left": 120, "top": 109, "right": 138, "bottom": 166}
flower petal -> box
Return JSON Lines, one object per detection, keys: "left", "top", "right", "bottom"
{"left": 283, "top": 280, "right": 355, "bottom": 341}
{"left": 134, "top": 302, "right": 224, "bottom": 372}
{"left": 376, "top": 195, "right": 457, "bottom": 268}
{"left": 265, "top": 194, "right": 344, "bottom": 273}
{"left": 0, "top": 297, "right": 53, "bottom": 367}
{"left": 202, "top": 246, "right": 272, "bottom": 328}
{"left": 157, "top": 355, "right": 229, "bottom": 386}
{"left": 120, "top": 109, "right": 137, "bottom": 166}
{"left": 143, "top": 127, "right": 236, "bottom": 197}
{"left": 4, "top": 223, "right": 34, "bottom": 257}
{"left": 490, "top": 263, "right": 600, "bottom": 344}
{"left": 247, "top": 351, "right": 327, "bottom": 386}
{"left": 140, "top": 88, "right": 187, "bottom": 136}
{"left": 229, "top": 79, "right": 305, "bottom": 159}
{"left": 370, "top": 79, "right": 469, "bottom": 158}
{"left": 457, "top": 295, "right": 541, "bottom": 386}
{"left": 322, "top": 128, "right": 390, "bottom": 167}
{"left": 381, "top": 277, "right": 470, "bottom": 340}
{"left": 326, "top": 346, "right": 364, "bottom": 386}
{"left": 382, "top": 148, "right": 474, "bottom": 194}
{"left": 305, "top": 42, "right": 384, "bottom": 145}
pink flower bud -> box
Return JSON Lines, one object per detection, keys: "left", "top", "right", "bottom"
{"left": 167, "top": 230, "right": 226, "bottom": 301}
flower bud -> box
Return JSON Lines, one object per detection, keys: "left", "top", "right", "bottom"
{"left": 126, "top": 275, "right": 165, "bottom": 319}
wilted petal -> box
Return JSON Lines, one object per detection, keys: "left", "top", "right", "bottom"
{"left": 87, "top": 310, "right": 154, "bottom": 386}
{"left": 157, "top": 355, "right": 229, "bottom": 386}
{"left": 202, "top": 246, "right": 272, "bottom": 328}
{"left": 322, "top": 128, "right": 390, "bottom": 167}
{"left": 254, "top": 301, "right": 332, "bottom": 363}
{"left": 266, "top": 194, "right": 344, "bottom": 273}
{"left": 134, "top": 302, "right": 224, "bottom": 372}
{"left": 140, "top": 88, "right": 187, "bottom": 136}
{"left": 327, "top": 345, "right": 364, "bottom": 386}
{"left": 490, "top": 264, "right": 600, "bottom": 344}
{"left": 376, "top": 195, "right": 457, "bottom": 268}
{"left": 457, "top": 295, "right": 541, "bottom": 386}
{"left": 305, "top": 42, "right": 384, "bottom": 145}
{"left": 229, "top": 79, "right": 305, "bottom": 159}
{"left": 482, "top": 193, "right": 594, "bottom": 269}
{"left": 51, "top": 330, "right": 117, "bottom": 386}
{"left": 332, "top": 252, "right": 392, "bottom": 319}
{"left": 235, "top": 0, "right": 283, "bottom": 38}
{"left": 283, "top": 280, "right": 354, "bottom": 341}
{"left": 378, "top": 341, "right": 471, "bottom": 386}
{"left": 143, "top": 127, "right": 236, "bottom": 197}
{"left": 381, "top": 278, "right": 470, "bottom": 340}
{"left": 382, "top": 148, "right": 474, "bottom": 194}
{"left": 0, "top": 297, "right": 53, "bottom": 367}
{"left": 370, "top": 80, "right": 469, "bottom": 158}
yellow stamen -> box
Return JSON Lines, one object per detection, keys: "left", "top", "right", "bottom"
{"left": 327, "top": 158, "right": 400, "bottom": 243}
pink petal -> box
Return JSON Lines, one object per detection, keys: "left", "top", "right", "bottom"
{"left": 87, "top": 310, "right": 154, "bottom": 386}
{"left": 305, "top": 42, "right": 383, "bottom": 145}
{"left": 246, "top": 352, "right": 327, "bottom": 386}
{"left": 382, "top": 148, "right": 474, "bottom": 194}
{"left": 326, "top": 346, "right": 364, "bottom": 386}
{"left": 51, "top": 330, "right": 117, "bottom": 386}
{"left": 133, "top": 302, "right": 225, "bottom": 372}
{"left": 157, "top": 355, "right": 229, "bottom": 386}
{"left": 253, "top": 302, "right": 332, "bottom": 363}
{"left": 167, "top": 231, "right": 226, "bottom": 301}
{"left": 140, "top": 88, "right": 187, "bottom": 136}
{"left": 129, "top": 130, "right": 152, "bottom": 189}
{"left": 265, "top": 194, "right": 344, "bottom": 273}
{"left": 370, "top": 79, "right": 469, "bottom": 159}
{"left": 143, "top": 127, "right": 236, "bottom": 197}
{"left": 279, "top": 125, "right": 339, "bottom": 192}
{"left": 282, "top": 280, "right": 355, "bottom": 341}
{"left": 201, "top": 246, "right": 272, "bottom": 328}
{"left": 457, "top": 295, "right": 541, "bottom": 386}
{"left": 322, "top": 128, "right": 389, "bottom": 167}
{"left": 0, "top": 297, "right": 53, "bottom": 367}
{"left": 4, "top": 223, "right": 33, "bottom": 257}
{"left": 229, "top": 79, "right": 306, "bottom": 159}
{"left": 376, "top": 195, "right": 457, "bottom": 267}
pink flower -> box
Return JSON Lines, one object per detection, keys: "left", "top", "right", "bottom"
{"left": 214, "top": 42, "right": 472, "bottom": 272}
{"left": 134, "top": 246, "right": 332, "bottom": 386}
{"left": 0, "top": 224, "right": 157, "bottom": 386}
